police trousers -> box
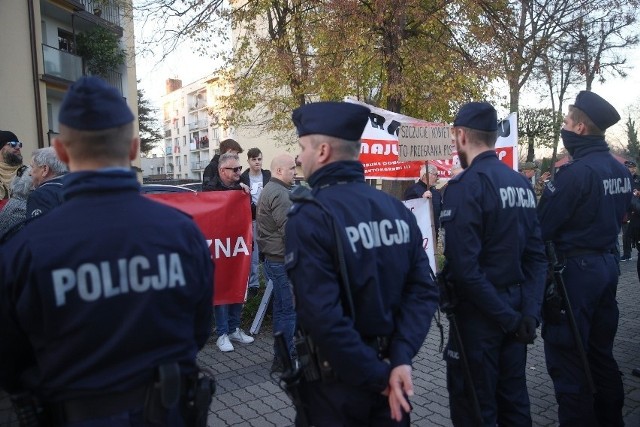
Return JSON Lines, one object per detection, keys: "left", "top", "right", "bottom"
{"left": 295, "top": 380, "right": 408, "bottom": 427}
{"left": 542, "top": 253, "right": 624, "bottom": 427}
{"left": 445, "top": 284, "right": 532, "bottom": 427}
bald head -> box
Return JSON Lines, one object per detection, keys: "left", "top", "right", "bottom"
{"left": 271, "top": 153, "right": 297, "bottom": 186}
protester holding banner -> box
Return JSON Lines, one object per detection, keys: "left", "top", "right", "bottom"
{"left": 0, "top": 76, "right": 214, "bottom": 425}
{"left": 538, "top": 91, "right": 630, "bottom": 426}
{"left": 204, "top": 152, "right": 255, "bottom": 352}
{"left": 202, "top": 138, "right": 243, "bottom": 191}
{"left": 285, "top": 101, "right": 439, "bottom": 425}
{"left": 441, "top": 102, "right": 547, "bottom": 426}
{"left": 403, "top": 164, "right": 442, "bottom": 233}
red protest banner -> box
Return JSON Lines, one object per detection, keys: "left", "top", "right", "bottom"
{"left": 146, "top": 191, "right": 252, "bottom": 306}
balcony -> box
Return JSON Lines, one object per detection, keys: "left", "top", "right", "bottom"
{"left": 88, "top": 68, "right": 123, "bottom": 96}
{"left": 190, "top": 136, "right": 210, "bottom": 151}
{"left": 79, "top": 0, "right": 121, "bottom": 28}
{"left": 191, "top": 160, "right": 210, "bottom": 170}
{"left": 165, "top": 146, "right": 172, "bottom": 155}
{"left": 42, "top": 45, "right": 83, "bottom": 82}
{"left": 188, "top": 119, "right": 209, "bottom": 131}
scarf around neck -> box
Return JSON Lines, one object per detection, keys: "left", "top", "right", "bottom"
{"left": 561, "top": 129, "right": 609, "bottom": 158}
{"left": 0, "top": 161, "right": 20, "bottom": 200}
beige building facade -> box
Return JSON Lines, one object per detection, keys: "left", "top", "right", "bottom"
{"left": 161, "top": 74, "right": 295, "bottom": 181}
{"left": 0, "top": 0, "right": 138, "bottom": 162}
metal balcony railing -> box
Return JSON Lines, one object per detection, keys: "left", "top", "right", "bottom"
{"left": 88, "top": 69, "right": 123, "bottom": 96}
{"left": 42, "top": 45, "right": 83, "bottom": 82}
{"left": 191, "top": 161, "right": 210, "bottom": 170}
{"left": 79, "top": 0, "right": 121, "bottom": 27}
{"left": 188, "top": 119, "right": 209, "bottom": 131}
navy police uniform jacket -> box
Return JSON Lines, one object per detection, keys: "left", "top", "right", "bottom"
{"left": 538, "top": 138, "right": 632, "bottom": 251}
{"left": 26, "top": 174, "right": 66, "bottom": 218}
{"left": 284, "top": 161, "right": 439, "bottom": 392}
{"left": 441, "top": 151, "right": 547, "bottom": 331}
{"left": 0, "top": 170, "right": 214, "bottom": 400}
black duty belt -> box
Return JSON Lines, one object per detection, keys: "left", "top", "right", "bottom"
{"left": 48, "top": 384, "right": 148, "bottom": 423}
{"left": 562, "top": 248, "right": 615, "bottom": 259}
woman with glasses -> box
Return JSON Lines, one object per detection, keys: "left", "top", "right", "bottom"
{"left": 0, "top": 165, "right": 32, "bottom": 241}
{"left": 0, "top": 131, "right": 24, "bottom": 201}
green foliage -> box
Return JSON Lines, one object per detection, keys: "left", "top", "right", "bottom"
{"left": 215, "top": 0, "right": 494, "bottom": 139}
{"left": 627, "top": 115, "right": 640, "bottom": 161}
{"left": 137, "top": 84, "right": 163, "bottom": 155}
{"left": 76, "top": 27, "right": 126, "bottom": 77}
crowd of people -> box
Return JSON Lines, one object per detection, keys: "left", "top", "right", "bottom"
{"left": 0, "top": 74, "right": 637, "bottom": 427}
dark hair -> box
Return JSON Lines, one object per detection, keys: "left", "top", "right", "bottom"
{"left": 464, "top": 128, "right": 498, "bottom": 147}
{"left": 247, "top": 147, "right": 262, "bottom": 159}
{"left": 219, "top": 138, "right": 244, "bottom": 154}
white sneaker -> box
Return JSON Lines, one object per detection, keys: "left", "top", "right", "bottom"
{"left": 228, "top": 328, "right": 254, "bottom": 344}
{"left": 216, "top": 334, "right": 234, "bottom": 352}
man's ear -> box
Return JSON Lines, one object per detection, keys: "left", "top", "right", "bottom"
{"left": 129, "top": 138, "right": 140, "bottom": 161}
{"left": 53, "top": 138, "right": 70, "bottom": 165}
{"left": 317, "top": 141, "right": 332, "bottom": 164}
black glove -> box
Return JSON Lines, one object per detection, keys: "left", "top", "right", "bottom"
{"left": 514, "top": 316, "right": 537, "bottom": 344}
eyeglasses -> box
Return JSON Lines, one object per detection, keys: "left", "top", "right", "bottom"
{"left": 16, "top": 165, "right": 28, "bottom": 177}
{"left": 6, "top": 141, "right": 22, "bottom": 149}
{"left": 223, "top": 166, "right": 243, "bottom": 173}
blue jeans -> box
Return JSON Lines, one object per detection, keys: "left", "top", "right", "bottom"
{"left": 214, "top": 304, "right": 242, "bottom": 336}
{"left": 264, "top": 259, "right": 296, "bottom": 358}
{"left": 248, "top": 221, "right": 260, "bottom": 289}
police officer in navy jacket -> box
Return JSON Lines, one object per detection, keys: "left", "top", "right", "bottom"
{"left": 441, "top": 102, "right": 547, "bottom": 426}
{"left": 538, "top": 91, "right": 631, "bottom": 427}
{"left": 0, "top": 76, "right": 214, "bottom": 426}
{"left": 285, "top": 101, "right": 439, "bottom": 425}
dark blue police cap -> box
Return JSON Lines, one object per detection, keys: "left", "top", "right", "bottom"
{"left": 59, "top": 76, "right": 134, "bottom": 131}
{"left": 453, "top": 102, "right": 497, "bottom": 131}
{"left": 625, "top": 160, "right": 636, "bottom": 167}
{"left": 292, "top": 102, "right": 370, "bottom": 141}
{"left": 572, "top": 90, "right": 620, "bottom": 131}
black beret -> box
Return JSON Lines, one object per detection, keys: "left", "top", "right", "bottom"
{"left": 292, "top": 102, "right": 370, "bottom": 141}
{"left": 59, "top": 76, "right": 134, "bottom": 131}
{"left": 453, "top": 102, "right": 498, "bottom": 132}
{"left": 572, "top": 91, "right": 620, "bottom": 131}
{"left": 0, "top": 131, "right": 19, "bottom": 150}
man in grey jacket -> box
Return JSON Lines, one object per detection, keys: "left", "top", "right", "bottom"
{"left": 256, "top": 153, "right": 297, "bottom": 373}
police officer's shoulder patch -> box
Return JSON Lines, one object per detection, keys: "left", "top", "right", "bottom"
{"left": 545, "top": 180, "right": 556, "bottom": 193}
{"left": 439, "top": 207, "right": 455, "bottom": 222}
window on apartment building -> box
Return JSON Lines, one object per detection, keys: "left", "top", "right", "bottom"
{"left": 58, "top": 29, "right": 75, "bottom": 52}
{"left": 183, "top": 136, "right": 186, "bottom": 146}
{"left": 183, "top": 155, "right": 188, "bottom": 165}
{"left": 182, "top": 117, "right": 185, "bottom": 126}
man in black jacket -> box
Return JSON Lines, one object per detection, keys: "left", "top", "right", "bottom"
{"left": 202, "top": 138, "right": 243, "bottom": 191}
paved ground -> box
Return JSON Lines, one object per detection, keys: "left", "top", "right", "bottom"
{"left": 2, "top": 257, "right": 640, "bottom": 426}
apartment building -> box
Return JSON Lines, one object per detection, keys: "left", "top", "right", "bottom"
{"left": 161, "top": 74, "right": 229, "bottom": 180}
{"left": 0, "top": 0, "right": 138, "bottom": 157}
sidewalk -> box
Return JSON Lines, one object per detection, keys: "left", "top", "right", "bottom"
{"left": 2, "top": 259, "right": 640, "bottom": 426}
{"left": 204, "top": 258, "right": 640, "bottom": 426}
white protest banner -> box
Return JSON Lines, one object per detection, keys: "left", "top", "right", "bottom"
{"left": 397, "top": 124, "right": 454, "bottom": 161}
{"left": 402, "top": 198, "right": 436, "bottom": 273}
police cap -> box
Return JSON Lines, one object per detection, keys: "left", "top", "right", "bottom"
{"left": 625, "top": 160, "right": 637, "bottom": 168}
{"left": 0, "top": 130, "right": 19, "bottom": 150}
{"left": 59, "top": 76, "right": 134, "bottom": 131}
{"left": 453, "top": 102, "right": 498, "bottom": 132}
{"left": 572, "top": 90, "right": 620, "bottom": 131}
{"left": 292, "top": 101, "right": 370, "bottom": 141}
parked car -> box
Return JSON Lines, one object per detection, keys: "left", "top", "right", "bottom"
{"left": 179, "top": 182, "right": 202, "bottom": 192}
{"left": 140, "top": 184, "right": 197, "bottom": 194}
